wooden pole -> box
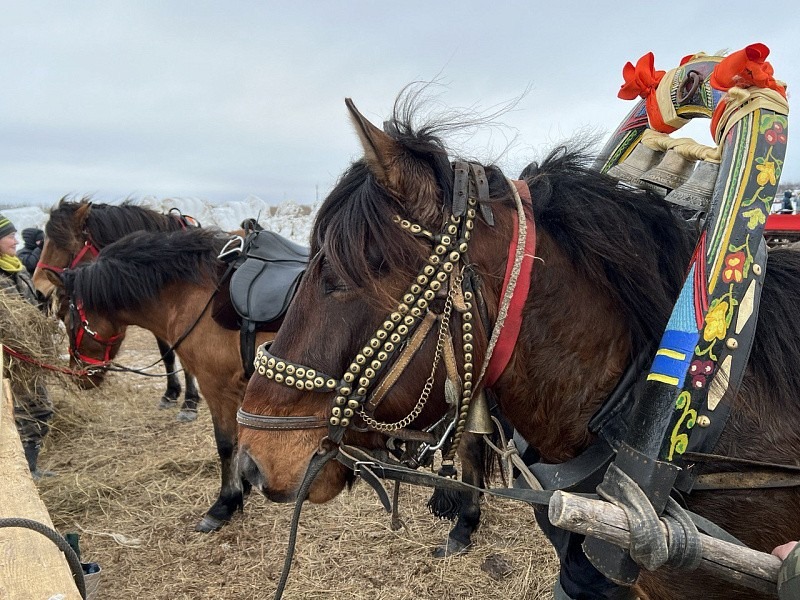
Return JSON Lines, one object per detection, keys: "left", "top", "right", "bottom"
{"left": 0, "top": 345, "right": 82, "bottom": 600}
{"left": 548, "top": 490, "right": 781, "bottom": 596}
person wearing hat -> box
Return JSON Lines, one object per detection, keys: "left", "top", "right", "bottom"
{"left": 782, "top": 190, "right": 794, "bottom": 214}
{"left": 16, "top": 227, "right": 45, "bottom": 275}
{"left": 0, "top": 213, "right": 54, "bottom": 479}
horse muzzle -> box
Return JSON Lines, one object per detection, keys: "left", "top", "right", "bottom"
{"left": 238, "top": 447, "right": 298, "bottom": 503}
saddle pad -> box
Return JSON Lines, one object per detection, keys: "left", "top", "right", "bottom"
{"left": 229, "top": 230, "right": 309, "bottom": 324}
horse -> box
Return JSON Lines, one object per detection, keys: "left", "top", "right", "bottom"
{"left": 53, "top": 227, "right": 283, "bottom": 532}
{"left": 33, "top": 198, "right": 202, "bottom": 421}
{"left": 235, "top": 99, "right": 800, "bottom": 599}
{"left": 49, "top": 220, "right": 499, "bottom": 555}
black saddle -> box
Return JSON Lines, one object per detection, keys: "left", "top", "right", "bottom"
{"left": 227, "top": 229, "right": 309, "bottom": 377}
{"left": 230, "top": 230, "right": 309, "bottom": 324}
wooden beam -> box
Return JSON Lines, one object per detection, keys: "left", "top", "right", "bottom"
{"left": 0, "top": 346, "right": 82, "bottom": 599}
{"left": 548, "top": 490, "right": 780, "bottom": 596}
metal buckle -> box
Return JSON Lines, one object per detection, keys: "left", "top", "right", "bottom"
{"left": 353, "top": 460, "right": 377, "bottom": 476}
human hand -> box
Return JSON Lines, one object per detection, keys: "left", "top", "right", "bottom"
{"left": 773, "top": 541, "right": 798, "bottom": 561}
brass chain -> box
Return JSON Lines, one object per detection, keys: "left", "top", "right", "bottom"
{"left": 358, "top": 271, "right": 462, "bottom": 432}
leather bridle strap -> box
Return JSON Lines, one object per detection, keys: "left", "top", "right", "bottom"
{"left": 366, "top": 311, "right": 438, "bottom": 411}
{"left": 37, "top": 240, "right": 101, "bottom": 275}
{"left": 236, "top": 410, "right": 328, "bottom": 430}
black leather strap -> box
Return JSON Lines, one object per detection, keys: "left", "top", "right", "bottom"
{"left": 452, "top": 161, "right": 470, "bottom": 217}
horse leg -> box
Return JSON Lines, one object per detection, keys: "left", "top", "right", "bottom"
{"left": 430, "top": 432, "right": 485, "bottom": 558}
{"left": 195, "top": 419, "right": 250, "bottom": 533}
{"left": 176, "top": 373, "right": 201, "bottom": 423}
{"left": 156, "top": 337, "right": 181, "bottom": 409}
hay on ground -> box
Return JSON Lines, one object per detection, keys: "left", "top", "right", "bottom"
{"left": 37, "top": 326, "right": 559, "bottom": 599}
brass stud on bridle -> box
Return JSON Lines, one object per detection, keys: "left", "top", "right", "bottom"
{"left": 247, "top": 171, "right": 487, "bottom": 441}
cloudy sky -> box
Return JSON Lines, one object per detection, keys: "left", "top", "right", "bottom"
{"left": 1, "top": 1, "right": 797, "bottom": 207}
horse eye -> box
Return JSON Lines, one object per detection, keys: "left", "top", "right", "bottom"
{"left": 320, "top": 269, "right": 349, "bottom": 294}
{"left": 323, "top": 279, "right": 350, "bottom": 295}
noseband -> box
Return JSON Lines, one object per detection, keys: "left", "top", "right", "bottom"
{"left": 238, "top": 164, "right": 532, "bottom": 461}
{"left": 67, "top": 300, "right": 124, "bottom": 367}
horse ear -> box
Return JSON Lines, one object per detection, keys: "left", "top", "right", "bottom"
{"left": 72, "top": 201, "right": 91, "bottom": 234}
{"left": 346, "top": 98, "right": 403, "bottom": 190}
{"left": 345, "top": 98, "right": 439, "bottom": 220}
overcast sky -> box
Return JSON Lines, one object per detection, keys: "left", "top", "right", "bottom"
{"left": 1, "top": 1, "right": 797, "bottom": 207}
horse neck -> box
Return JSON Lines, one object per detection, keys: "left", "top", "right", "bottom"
{"left": 493, "top": 229, "right": 632, "bottom": 462}
{"left": 116, "top": 282, "right": 217, "bottom": 347}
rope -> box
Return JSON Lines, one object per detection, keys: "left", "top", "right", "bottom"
{"left": 640, "top": 128, "right": 722, "bottom": 163}
{"left": 2, "top": 345, "right": 93, "bottom": 377}
{"left": 482, "top": 429, "right": 544, "bottom": 492}
{"left": 0, "top": 517, "right": 87, "bottom": 599}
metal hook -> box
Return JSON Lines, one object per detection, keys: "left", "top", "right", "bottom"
{"left": 218, "top": 235, "right": 245, "bottom": 260}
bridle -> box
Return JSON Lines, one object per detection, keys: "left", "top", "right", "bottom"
{"left": 67, "top": 299, "right": 124, "bottom": 368}
{"left": 36, "top": 209, "right": 204, "bottom": 372}
{"left": 249, "top": 164, "right": 535, "bottom": 600}
{"left": 37, "top": 238, "right": 100, "bottom": 275}
{"left": 238, "top": 163, "right": 532, "bottom": 465}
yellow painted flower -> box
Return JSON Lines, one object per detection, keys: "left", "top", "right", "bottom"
{"left": 756, "top": 161, "right": 776, "bottom": 186}
{"left": 703, "top": 300, "right": 729, "bottom": 342}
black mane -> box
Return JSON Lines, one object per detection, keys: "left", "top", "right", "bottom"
{"left": 315, "top": 101, "right": 695, "bottom": 356}
{"left": 313, "top": 117, "right": 507, "bottom": 295}
{"left": 63, "top": 228, "right": 228, "bottom": 315}
{"left": 45, "top": 197, "right": 186, "bottom": 249}
{"left": 314, "top": 102, "right": 800, "bottom": 404}
{"left": 521, "top": 148, "right": 697, "bottom": 355}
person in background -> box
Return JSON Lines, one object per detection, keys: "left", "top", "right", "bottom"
{"left": 781, "top": 190, "right": 794, "bottom": 214}
{"left": 0, "top": 213, "right": 54, "bottom": 479}
{"left": 17, "top": 227, "right": 44, "bottom": 275}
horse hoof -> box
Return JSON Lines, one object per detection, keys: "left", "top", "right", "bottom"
{"left": 195, "top": 514, "right": 225, "bottom": 533}
{"left": 176, "top": 409, "right": 198, "bottom": 423}
{"left": 432, "top": 538, "right": 471, "bottom": 558}
{"left": 159, "top": 397, "right": 178, "bottom": 409}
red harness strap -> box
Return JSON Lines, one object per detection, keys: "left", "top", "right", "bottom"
{"left": 36, "top": 240, "right": 100, "bottom": 274}
{"left": 483, "top": 180, "right": 536, "bottom": 388}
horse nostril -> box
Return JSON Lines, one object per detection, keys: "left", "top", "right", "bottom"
{"left": 239, "top": 449, "right": 266, "bottom": 491}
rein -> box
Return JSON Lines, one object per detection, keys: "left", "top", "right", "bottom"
{"left": 1, "top": 344, "right": 98, "bottom": 377}
{"left": 64, "top": 248, "right": 238, "bottom": 377}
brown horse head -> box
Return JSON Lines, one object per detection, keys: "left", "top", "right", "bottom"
{"left": 43, "top": 267, "right": 124, "bottom": 388}
{"left": 238, "top": 99, "right": 523, "bottom": 503}
{"left": 33, "top": 198, "right": 93, "bottom": 297}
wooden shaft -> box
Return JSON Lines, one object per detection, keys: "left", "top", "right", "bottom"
{"left": 548, "top": 490, "right": 780, "bottom": 596}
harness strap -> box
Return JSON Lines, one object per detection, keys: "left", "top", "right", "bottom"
{"left": 365, "top": 311, "right": 437, "bottom": 412}
{"left": 483, "top": 180, "right": 536, "bottom": 387}
{"left": 236, "top": 410, "right": 328, "bottom": 430}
